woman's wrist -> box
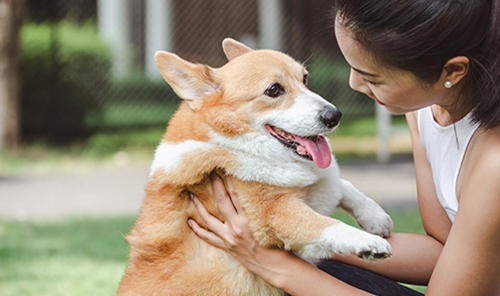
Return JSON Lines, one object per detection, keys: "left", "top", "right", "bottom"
{"left": 247, "top": 245, "right": 316, "bottom": 291}
{"left": 251, "top": 246, "right": 298, "bottom": 288}
{"left": 251, "top": 247, "right": 372, "bottom": 296}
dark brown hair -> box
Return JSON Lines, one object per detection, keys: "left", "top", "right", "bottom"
{"left": 334, "top": 0, "right": 500, "bottom": 128}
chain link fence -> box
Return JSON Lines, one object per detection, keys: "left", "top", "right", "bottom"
{"left": 21, "top": 0, "right": 374, "bottom": 143}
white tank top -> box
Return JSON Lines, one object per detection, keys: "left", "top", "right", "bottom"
{"left": 418, "top": 106, "right": 480, "bottom": 222}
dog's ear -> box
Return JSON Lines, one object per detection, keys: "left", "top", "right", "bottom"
{"left": 155, "top": 51, "right": 218, "bottom": 111}
{"left": 222, "top": 38, "right": 253, "bottom": 61}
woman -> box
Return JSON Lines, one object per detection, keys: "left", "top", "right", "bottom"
{"left": 188, "top": 0, "right": 500, "bottom": 295}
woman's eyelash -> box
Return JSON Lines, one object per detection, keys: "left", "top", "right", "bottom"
{"left": 362, "top": 78, "right": 378, "bottom": 85}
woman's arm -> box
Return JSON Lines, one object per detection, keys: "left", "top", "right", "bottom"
{"left": 406, "top": 111, "right": 452, "bottom": 244}
{"left": 425, "top": 126, "right": 500, "bottom": 295}
{"left": 331, "top": 232, "right": 442, "bottom": 285}
{"left": 403, "top": 112, "right": 500, "bottom": 295}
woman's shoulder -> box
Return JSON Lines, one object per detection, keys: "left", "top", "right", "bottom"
{"left": 472, "top": 125, "right": 500, "bottom": 156}
{"left": 463, "top": 124, "right": 500, "bottom": 184}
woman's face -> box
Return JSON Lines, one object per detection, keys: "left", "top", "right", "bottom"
{"left": 334, "top": 19, "right": 451, "bottom": 115}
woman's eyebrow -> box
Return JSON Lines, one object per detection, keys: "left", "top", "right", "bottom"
{"left": 352, "top": 67, "right": 380, "bottom": 78}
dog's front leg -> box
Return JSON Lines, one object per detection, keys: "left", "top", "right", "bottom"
{"left": 339, "top": 179, "right": 393, "bottom": 238}
{"left": 236, "top": 184, "right": 392, "bottom": 262}
{"left": 270, "top": 197, "right": 391, "bottom": 262}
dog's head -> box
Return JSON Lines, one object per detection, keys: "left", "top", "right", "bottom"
{"left": 155, "top": 39, "right": 342, "bottom": 169}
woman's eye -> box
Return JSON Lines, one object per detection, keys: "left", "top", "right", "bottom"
{"left": 303, "top": 74, "right": 309, "bottom": 85}
{"left": 362, "top": 77, "right": 378, "bottom": 86}
{"left": 265, "top": 83, "right": 284, "bottom": 98}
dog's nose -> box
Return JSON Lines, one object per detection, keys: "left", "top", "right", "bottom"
{"left": 319, "top": 106, "right": 343, "bottom": 128}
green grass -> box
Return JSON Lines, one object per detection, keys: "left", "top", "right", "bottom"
{"left": 0, "top": 217, "right": 135, "bottom": 296}
{"left": 0, "top": 209, "right": 426, "bottom": 295}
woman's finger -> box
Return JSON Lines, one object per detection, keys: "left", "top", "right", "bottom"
{"left": 191, "top": 194, "right": 225, "bottom": 233}
{"left": 225, "top": 176, "right": 245, "bottom": 217}
{"left": 210, "top": 172, "right": 239, "bottom": 220}
{"left": 188, "top": 219, "right": 227, "bottom": 249}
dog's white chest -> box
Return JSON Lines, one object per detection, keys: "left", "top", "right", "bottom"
{"left": 150, "top": 140, "right": 214, "bottom": 176}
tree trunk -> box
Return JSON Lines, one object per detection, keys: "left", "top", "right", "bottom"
{"left": 0, "top": 0, "right": 23, "bottom": 149}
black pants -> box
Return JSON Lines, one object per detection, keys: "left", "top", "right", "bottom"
{"left": 287, "top": 260, "right": 425, "bottom": 296}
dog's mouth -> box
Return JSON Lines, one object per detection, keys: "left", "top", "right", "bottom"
{"left": 265, "top": 124, "right": 332, "bottom": 169}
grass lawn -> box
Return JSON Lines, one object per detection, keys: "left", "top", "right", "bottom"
{"left": 0, "top": 209, "right": 426, "bottom": 295}
{"left": 0, "top": 217, "right": 134, "bottom": 296}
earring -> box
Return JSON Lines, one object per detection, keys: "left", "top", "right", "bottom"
{"left": 444, "top": 81, "right": 453, "bottom": 89}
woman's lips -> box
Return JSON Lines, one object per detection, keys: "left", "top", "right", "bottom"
{"left": 366, "top": 93, "right": 385, "bottom": 106}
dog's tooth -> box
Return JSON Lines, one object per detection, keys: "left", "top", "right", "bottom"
{"left": 297, "top": 145, "right": 308, "bottom": 155}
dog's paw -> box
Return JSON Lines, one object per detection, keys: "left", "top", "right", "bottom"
{"left": 299, "top": 223, "right": 392, "bottom": 262}
{"left": 328, "top": 223, "right": 393, "bottom": 262}
{"left": 357, "top": 209, "right": 393, "bottom": 238}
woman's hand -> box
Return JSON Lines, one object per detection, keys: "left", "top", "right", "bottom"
{"left": 187, "top": 173, "right": 376, "bottom": 295}
{"left": 187, "top": 173, "right": 270, "bottom": 274}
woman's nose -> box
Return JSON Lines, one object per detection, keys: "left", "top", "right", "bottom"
{"left": 349, "top": 69, "right": 369, "bottom": 94}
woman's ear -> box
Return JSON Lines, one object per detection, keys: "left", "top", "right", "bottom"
{"left": 441, "top": 56, "right": 470, "bottom": 86}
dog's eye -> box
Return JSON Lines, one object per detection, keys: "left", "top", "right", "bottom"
{"left": 303, "top": 74, "right": 309, "bottom": 86}
{"left": 265, "top": 83, "right": 284, "bottom": 98}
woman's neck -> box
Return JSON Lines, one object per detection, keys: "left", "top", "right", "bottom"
{"left": 432, "top": 87, "right": 474, "bottom": 126}
{"left": 431, "top": 103, "right": 473, "bottom": 127}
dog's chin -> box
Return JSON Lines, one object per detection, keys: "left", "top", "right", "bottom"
{"left": 264, "top": 124, "right": 332, "bottom": 169}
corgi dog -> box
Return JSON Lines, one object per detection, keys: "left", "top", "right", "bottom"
{"left": 117, "top": 39, "right": 393, "bottom": 296}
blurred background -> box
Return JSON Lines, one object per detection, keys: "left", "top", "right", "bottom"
{"left": 0, "top": 0, "right": 422, "bottom": 295}
{"left": 0, "top": 0, "right": 411, "bottom": 156}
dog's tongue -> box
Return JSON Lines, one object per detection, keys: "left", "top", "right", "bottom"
{"left": 294, "top": 135, "right": 332, "bottom": 169}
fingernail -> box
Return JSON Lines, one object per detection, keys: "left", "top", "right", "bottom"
{"left": 189, "top": 192, "right": 195, "bottom": 200}
{"left": 187, "top": 219, "right": 193, "bottom": 228}
{"left": 192, "top": 196, "right": 199, "bottom": 205}
{"left": 209, "top": 171, "right": 219, "bottom": 181}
